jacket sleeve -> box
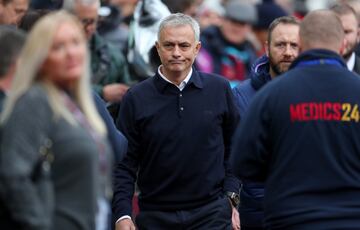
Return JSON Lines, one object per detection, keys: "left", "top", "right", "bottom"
{"left": 112, "top": 47, "right": 132, "bottom": 86}
{"left": 230, "top": 89, "right": 271, "bottom": 183}
{"left": 0, "top": 91, "right": 53, "bottom": 230}
{"left": 223, "top": 82, "right": 241, "bottom": 193}
{"left": 112, "top": 90, "right": 139, "bottom": 220}
{"left": 93, "top": 92, "right": 128, "bottom": 163}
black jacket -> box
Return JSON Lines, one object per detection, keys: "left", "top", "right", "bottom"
{"left": 232, "top": 49, "right": 360, "bottom": 229}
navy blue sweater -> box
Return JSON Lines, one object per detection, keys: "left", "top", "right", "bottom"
{"left": 231, "top": 49, "right": 360, "bottom": 229}
{"left": 113, "top": 69, "right": 240, "bottom": 219}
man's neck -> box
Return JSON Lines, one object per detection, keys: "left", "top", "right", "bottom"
{"left": 269, "top": 68, "right": 277, "bottom": 79}
{"left": 159, "top": 66, "right": 190, "bottom": 86}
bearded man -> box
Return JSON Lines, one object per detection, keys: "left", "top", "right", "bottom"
{"left": 232, "top": 16, "right": 300, "bottom": 230}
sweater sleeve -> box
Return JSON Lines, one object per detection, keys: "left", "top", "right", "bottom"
{"left": 223, "top": 82, "right": 241, "bottom": 193}
{"left": 112, "top": 91, "right": 139, "bottom": 219}
{"left": 0, "top": 87, "right": 53, "bottom": 230}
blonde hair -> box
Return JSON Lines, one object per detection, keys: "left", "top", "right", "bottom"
{"left": 1, "top": 10, "right": 106, "bottom": 136}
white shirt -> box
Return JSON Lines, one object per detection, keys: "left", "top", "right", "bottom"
{"left": 347, "top": 52, "right": 355, "bottom": 71}
{"left": 157, "top": 65, "right": 192, "bottom": 91}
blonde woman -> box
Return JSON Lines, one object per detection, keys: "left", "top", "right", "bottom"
{"left": 0, "top": 11, "right": 112, "bottom": 230}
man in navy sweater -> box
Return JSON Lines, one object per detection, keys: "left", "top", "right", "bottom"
{"left": 231, "top": 10, "right": 360, "bottom": 229}
{"left": 232, "top": 16, "right": 300, "bottom": 230}
{"left": 113, "top": 13, "right": 240, "bottom": 230}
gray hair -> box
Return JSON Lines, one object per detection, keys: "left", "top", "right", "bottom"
{"left": 62, "top": 0, "right": 100, "bottom": 13}
{"left": 158, "top": 13, "right": 200, "bottom": 42}
{"left": 0, "top": 27, "right": 26, "bottom": 77}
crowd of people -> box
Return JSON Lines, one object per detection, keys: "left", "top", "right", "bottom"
{"left": 1, "top": 0, "right": 360, "bottom": 230}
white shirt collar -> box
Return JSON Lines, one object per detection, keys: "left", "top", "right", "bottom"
{"left": 157, "top": 66, "right": 192, "bottom": 91}
{"left": 347, "top": 52, "right": 356, "bottom": 71}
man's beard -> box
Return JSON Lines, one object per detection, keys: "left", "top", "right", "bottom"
{"left": 269, "top": 53, "right": 289, "bottom": 76}
{"left": 343, "top": 43, "right": 357, "bottom": 60}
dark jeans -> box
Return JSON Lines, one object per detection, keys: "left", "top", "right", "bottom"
{"left": 136, "top": 197, "right": 232, "bottom": 230}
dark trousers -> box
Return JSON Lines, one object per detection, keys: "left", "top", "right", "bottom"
{"left": 136, "top": 197, "right": 232, "bottom": 230}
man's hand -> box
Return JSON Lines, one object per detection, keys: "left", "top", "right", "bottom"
{"left": 103, "top": 83, "right": 129, "bottom": 103}
{"left": 227, "top": 197, "right": 240, "bottom": 230}
{"left": 115, "top": 218, "right": 136, "bottom": 230}
{"left": 231, "top": 205, "right": 240, "bottom": 230}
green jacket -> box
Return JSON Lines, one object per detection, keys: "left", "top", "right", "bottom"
{"left": 90, "top": 33, "right": 131, "bottom": 97}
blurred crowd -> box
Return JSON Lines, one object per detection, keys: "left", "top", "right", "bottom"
{"left": 2, "top": 0, "right": 360, "bottom": 230}
{"left": 2, "top": 0, "right": 350, "bottom": 99}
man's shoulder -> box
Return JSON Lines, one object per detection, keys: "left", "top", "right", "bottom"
{"left": 196, "top": 71, "right": 230, "bottom": 86}
{"left": 126, "top": 77, "right": 155, "bottom": 95}
{"left": 233, "top": 79, "right": 254, "bottom": 95}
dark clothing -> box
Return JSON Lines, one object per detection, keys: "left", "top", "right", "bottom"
{"left": 113, "top": 69, "right": 240, "bottom": 220}
{"left": 90, "top": 33, "right": 131, "bottom": 97}
{"left": 231, "top": 49, "right": 360, "bottom": 229}
{"left": 93, "top": 93, "right": 127, "bottom": 163}
{"left": 232, "top": 55, "right": 271, "bottom": 228}
{"left": 196, "top": 26, "right": 257, "bottom": 85}
{"left": 353, "top": 54, "right": 360, "bottom": 75}
{"left": 135, "top": 197, "right": 232, "bottom": 230}
{"left": 0, "top": 84, "right": 111, "bottom": 230}
{"left": 233, "top": 55, "right": 271, "bottom": 114}
{"left": 0, "top": 90, "right": 5, "bottom": 112}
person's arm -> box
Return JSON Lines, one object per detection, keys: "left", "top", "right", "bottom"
{"left": 92, "top": 42, "right": 131, "bottom": 102}
{"left": 223, "top": 81, "right": 241, "bottom": 194}
{"left": 230, "top": 88, "right": 271, "bottom": 183}
{"left": 0, "top": 90, "right": 53, "bottom": 230}
{"left": 112, "top": 91, "right": 140, "bottom": 227}
{"left": 102, "top": 47, "right": 132, "bottom": 103}
{"left": 93, "top": 92, "right": 128, "bottom": 163}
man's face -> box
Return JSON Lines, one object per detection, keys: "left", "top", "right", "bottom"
{"left": 74, "top": 2, "right": 98, "bottom": 40}
{"left": 0, "top": 0, "right": 28, "bottom": 25}
{"left": 155, "top": 24, "right": 201, "bottom": 78}
{"left": 14, "top": 0, "right": 29, "bottom": 25}
{"left": 267, "top": 23, "right": 300, "bottom": 78}
{"left": 0, "top": 1, "right": 18, "bottom": 25}
{"left": 339, "top": 13, "right": 359, "bottom": 60}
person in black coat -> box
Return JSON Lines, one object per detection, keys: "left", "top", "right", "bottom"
{"left": 231, "top": 10, "right": 360, "bottom": 229}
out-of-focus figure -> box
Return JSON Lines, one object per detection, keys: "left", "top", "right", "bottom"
{"left": 196, "top": 0, "right": 258, "bottom": 86}
{"left": 0, "top": 0, "right": 29, "bottom": 25}
{"left": 331, "top": 3, "right": 360, "bottom": 74}
{"left": 0, "top": 26, "right": 25, "bottom": 111}
{"left": 253, "top": 0, "right": 288, "bottom": 56}
{"left": 0, "top": 10, "right": 112, "bottom": 230}
{"left": 63, "top": 0, "right": 131, "bottom": 105}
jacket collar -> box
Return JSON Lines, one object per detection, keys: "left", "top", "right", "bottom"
{"left": 250, "top": 55, "right": 272, "bottom": 90}
{"left": 290, "top": 49, "right": 347, "bottom": 70}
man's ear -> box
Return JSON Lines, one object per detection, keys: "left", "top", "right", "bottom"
{"left": 195, "top": 41, "right": 201, "bottom": 55}
{"left": 298, "top": 37, "right": 303, "bottom": 54}
{"left": 339, "top": 37, "right": 347, "bottom": 56}
{"left": 265, "top": 41, "right": 269, "bottom": 57}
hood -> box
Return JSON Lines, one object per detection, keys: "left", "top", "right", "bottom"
{"left": 250, "top": 55, "right": 272, "bottom": 90}
{"left": 290, "top": 49, "right": 347, "bottom": 70}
